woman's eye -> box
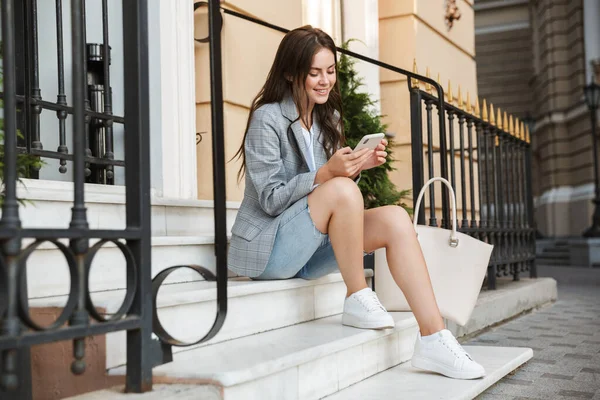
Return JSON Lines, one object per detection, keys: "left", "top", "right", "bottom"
{"left": 328, "top": 70, "right": 335, "bottom": 75}
{"left": 309, "top": 73, "right": 318, "bottom": 77}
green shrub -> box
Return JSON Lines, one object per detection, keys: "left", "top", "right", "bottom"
{"left": 338, "top": 42, "right": 412, "bottom": 212}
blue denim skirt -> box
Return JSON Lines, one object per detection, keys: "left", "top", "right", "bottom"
{"left": 253, "top": 196, "right": 339, "bottom": 280}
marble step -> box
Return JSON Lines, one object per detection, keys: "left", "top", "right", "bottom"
{"left": 108, "top": 312, "right": 419, "bottom": 400}
{"left": 25, "top": 235, "right": 226, "bottom": 299}
{"left": 31, "top": 270, "right": 372, "bottom": 369}
{"left": 324, "top": 346, "right": 533, "bottom": 400}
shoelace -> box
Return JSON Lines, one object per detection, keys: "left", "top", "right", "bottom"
{"left": 357, "top": 291, "right": 387, "bottom": 312}
{"left": 440, "top": 333, "right": 473, "bottom": 361}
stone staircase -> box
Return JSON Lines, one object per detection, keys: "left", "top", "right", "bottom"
{"left": 61, "top": 267, "right": 543, "bottom": 400}
{"left": 21, "top": 181, "right": 553, "bottom": 400}
{"left": 536, "top": 239, "right": 570, "bottom": 266}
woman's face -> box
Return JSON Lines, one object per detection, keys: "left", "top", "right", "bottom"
{"left": 304, "top": 47, "right": 336, "bottom": 111}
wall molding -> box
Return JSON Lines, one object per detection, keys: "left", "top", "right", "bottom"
{"left": 159, "top": 0, "right": 198, "bottom": 200}
{"left": 534, "top": 183, "right": 594, "bottom": 207}
{"left": 475, "top": 21, "right": 530, "bottom": 35}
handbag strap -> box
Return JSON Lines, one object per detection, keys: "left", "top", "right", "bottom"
{"left": 413, "top": 177, "right": 459, "bottom": 247}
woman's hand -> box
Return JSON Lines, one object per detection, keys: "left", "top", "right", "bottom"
{"left": 315, "top": 147, "right": 372, "bottom": 184}
{"left": 359, "top": 138, "right": 388, "bottom": 171}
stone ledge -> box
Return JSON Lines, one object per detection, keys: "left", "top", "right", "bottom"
{"left": 448, "top": 277, "right": 558, "bottom": 339}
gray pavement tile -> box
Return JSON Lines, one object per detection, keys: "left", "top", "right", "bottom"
{"left": 474, "top": 339, "right": 499, "bottom": 344}
{"left": 529, "top": 358, "right": 557, "bottom": 365}
{"left": 503, "top": 378, "right": 535, "bottom": 386}
{"left": 541, "top": 373, "right": 575, "bottom": 380}
{"left": 564, "top": 353, "right": 594, "bottom": 360}
{"left": 512, "top": 396, "right": 541, "bottom": 400}
{"left": 512, "top": 397, "right": 544, "bottom": 400}
{"left": 529, "top": 326, "right": 553, "bottom": 330}
{"left": 507, "top": 337, "right": 533, "bottom": 342}
{"left": 548, "top": 318, "right": 570, "bottom": 322}
{"left": 581, "top": 367, "right": 600, "bottom": 373}
{"left": 550, "top": 343, "right": 578, "bottom": 349}
{"left": 583, "top": 341, "right": 600, "bottom": 345}
{"left": 570, "top": 332, "right": 595, "bottom": 337}
{"left": 557, "top": 390, "right": 595, "bottom": 399}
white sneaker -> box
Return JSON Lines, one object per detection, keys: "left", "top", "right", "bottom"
{"left": 342, "top": 287, "right": 395, "bottom": 329}
{"left": 411, "top": 329, "right": 485, "bottom": 380}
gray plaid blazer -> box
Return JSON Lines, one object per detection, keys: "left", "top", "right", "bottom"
{"left": 227, "top": 95, "right": 330, "bottom": 278}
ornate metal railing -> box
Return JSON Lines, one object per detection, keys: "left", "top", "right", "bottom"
{"left": 1, "top": 0, "right": 228, "bottom": 399}
{"left": 11, "top": 0, "right": 122, "bottom": 184}
{"left": 201, "top": 2, "right": 536, "bottom": 289}
{"left": 409, "top": 80, "right": 536, "bottom": 289}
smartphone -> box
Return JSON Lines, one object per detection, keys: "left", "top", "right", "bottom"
{"left": 353, "top": 133, "right": 385, "bottom": 152}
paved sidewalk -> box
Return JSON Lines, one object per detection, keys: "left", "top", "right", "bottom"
{"left": 471, "top": 265, "right": 600, "bottom": 400}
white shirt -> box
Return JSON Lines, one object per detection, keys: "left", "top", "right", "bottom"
{"left": 301, "top": 125, "right": 316, "bottom": 172}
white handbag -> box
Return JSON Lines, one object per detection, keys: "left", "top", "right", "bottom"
{"left": 374, "top": 177, "right": 494, "bottom": 326}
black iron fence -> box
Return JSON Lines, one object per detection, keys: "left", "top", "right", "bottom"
{"left": 410, "top": 85, "right": 536, "bottom": 290}
{"left": 13, "top": 0, "right": 122, "bottom": 184}
{"left": 1, "top": 0, "right": 228, "bottom": 399}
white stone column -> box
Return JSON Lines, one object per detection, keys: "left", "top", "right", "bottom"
{"left": 303, "top": 0, "right": 343, "bottom": 43}
{"left": 157, "top": 0, "right": 198, "bottom": 199}
{"left": 584, "top": 0, "right": 600, "bottom": 82}
{"left": 341, "top": 0, "right": 381, "bottom": 113}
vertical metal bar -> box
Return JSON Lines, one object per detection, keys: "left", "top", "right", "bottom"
{"left": 508, "top": 137, "right": 518, "bottom": 280}
{"left": 448, "top": 110, "right": 456, "bottom": 197}
{"left": 102, "top": 0, "right": 115, "bottom": 183}
{"left": 123, "top": 0, "right": 153, "bottom": 392}
{"left": 476, "top": 122, "right": 485, "bottom": 232}
{"left": 0, "top": 0, "right": 27, "bottom": 396}
{"left": 81, "top": 0, "right": 92, "bottom": 179}
{"left": 56, "top": 0, "right": 69, "bottom": 173}
{"left": 208, "top": 0, "right": 230, "bottom": 344}
{"left": 1, "top": 2, "right": 20, "bottom": 228}
{"left": 69, "top": 0, "right": 89, "bottom": 228}
{"left": 484, "top": 125, "right": 496, "bottom": 289}
{"left": 439, "top": 105, "right": 450, "bottom": 228}
{"left": 69, "top": 0, "right": 90, "bottom": 379}
{"left": 425, "top": 100, "right": 437, "bottom": 227}
{"left": 525, "top": 143, "right": 536, "bottom": 277}
{"left": 467, "top": 118, "right": 477, "bottom": 228}
{"left": 28, "top": 0, "right": 42, "bottom": 151}
{"left": 458, "top": 114, "right": 468, "bottom": 228}
{"left": 410, "top": 90, "right": 425, "bottom": 225}
{"left": 490, "top": 128, "right": 502, "bottom": 272}
{"left": 497, "top": 133, "right": 506, "bottom": 276}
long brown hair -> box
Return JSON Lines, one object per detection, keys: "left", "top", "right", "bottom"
{"left": 234, "top": 25, "right": 344, "bottom": 181}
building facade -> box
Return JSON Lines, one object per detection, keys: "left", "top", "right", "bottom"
{"left": 475, "top": 0, "right": 600, "bottom": 237}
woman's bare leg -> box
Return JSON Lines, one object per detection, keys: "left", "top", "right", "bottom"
{"left": 363, "top": 206, "right": 445, "bottom": 336}
{"left": 307, "top": 177, "right": 369, "bottom": 296}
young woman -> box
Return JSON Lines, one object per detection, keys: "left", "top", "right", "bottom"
{"left": 228, "top": 26, "right": 485, "bottom": 380}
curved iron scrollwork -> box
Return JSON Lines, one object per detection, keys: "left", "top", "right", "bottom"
{"left": 151, "top": 265, "right": 226, "bottom": 347}
{"left": 196, "top": 131, "right": 207, "bottom": 144}
{"left": 17, "top": 240, "right": 79, "bottom": 331}
{"left": 85, "top": 240, "right": 138, "bottom": 322}
{"left": 194, "top": 1, "right": 223, "bottom": 43}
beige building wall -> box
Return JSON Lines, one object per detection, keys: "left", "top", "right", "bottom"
{"left": 378, "top": 0, "right": 479, "bottom": 208}
{"left": 194, "top": 1, "right": 303, "bottom": 201}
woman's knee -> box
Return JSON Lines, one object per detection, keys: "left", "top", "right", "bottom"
{"left": 383, "top": 205, "right": 414, "bottom": 235}
{"left": 318, "top": 177, "right": 363, "bottom": 208}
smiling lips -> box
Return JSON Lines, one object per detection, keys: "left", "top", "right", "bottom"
{"left": 315, "top": 88, "right": 329, "bottom": 95}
